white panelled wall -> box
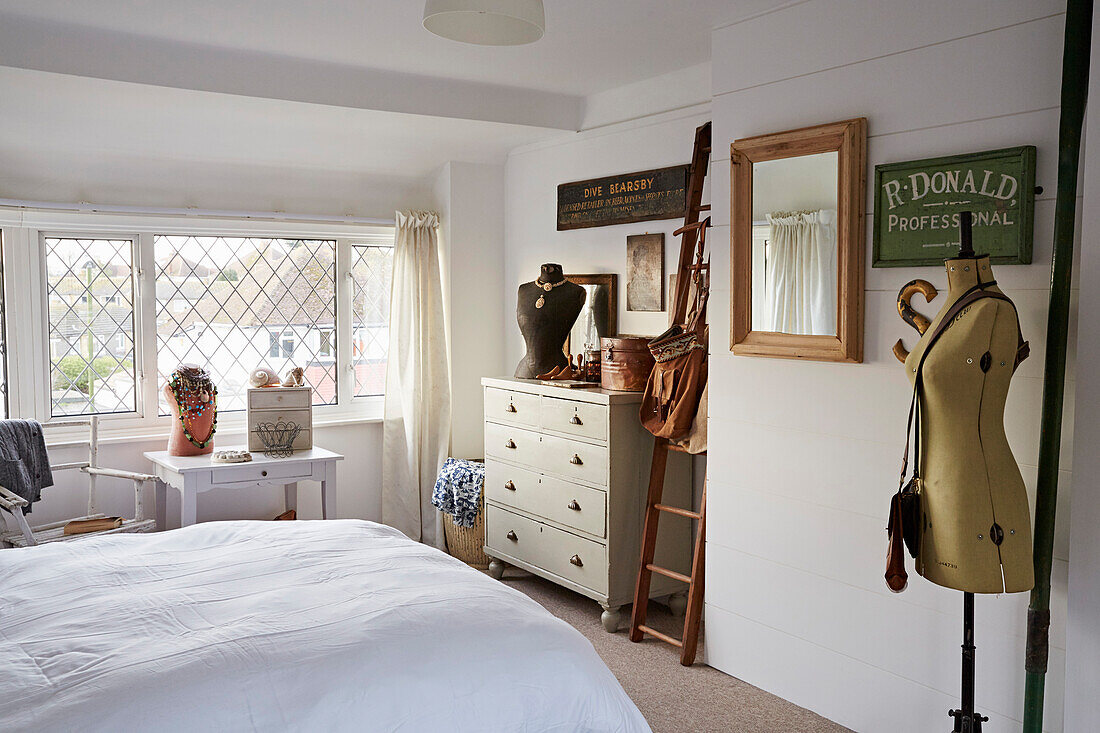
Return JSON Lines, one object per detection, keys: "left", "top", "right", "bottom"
{"left": 502, "top": 1, "right": 1084, "bottom": 731}
{"left": 1064, "top": 5, "right": 1100, "bottom": 731}
{"left": 705, "top": 2, "right": 1073, "bottom": 732}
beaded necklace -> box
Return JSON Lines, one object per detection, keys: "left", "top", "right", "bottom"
{"left": 532, "top": 276, "right": 569, "bottom": 309}
{"left": 169, "top": 366, "right": 218, "bottom": 448}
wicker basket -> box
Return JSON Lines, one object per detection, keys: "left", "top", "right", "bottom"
{"left": 442, "top": 492, "right": 490, "bottom": 570}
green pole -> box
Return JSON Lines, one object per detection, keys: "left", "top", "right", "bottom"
{"left": 1023, "top": 1, "right": 1092, "bottom": 730}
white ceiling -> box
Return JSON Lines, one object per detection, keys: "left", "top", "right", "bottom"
{"left": 0, "top": 66, "right": 566, "bottom": 215}
{"left": 0, "top": 0, "right": 784, "bottom": 96}
{"left": 0, "top": 1, "right": 784, "bottom": 213}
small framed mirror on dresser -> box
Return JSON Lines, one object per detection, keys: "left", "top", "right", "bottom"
{"left": 729, "top": 117, "right": 867, "bottom": 362}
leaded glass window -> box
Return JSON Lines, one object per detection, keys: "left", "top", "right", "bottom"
{"left": 351, "top": 244, "right": 393, "bottom": 397}
{"left": 45, "top": 237, "right": 137, "bottom": 416}
{"left": 154, "top": 236, "right": 338, "bottom": 413}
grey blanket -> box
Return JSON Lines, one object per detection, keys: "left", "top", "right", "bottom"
{"left": 0, "top": 420, "right": 53, "bottom": 513}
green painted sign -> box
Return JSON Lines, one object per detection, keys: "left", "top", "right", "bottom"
{"left": 872, "top": 146, "right": 1036, "bottom": 267}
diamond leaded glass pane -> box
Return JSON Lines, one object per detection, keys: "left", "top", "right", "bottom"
{"left": 351, "top": 244, "right": 393, "bottom": 397}
{"left": 154, "top": 236, "right": 337, "bottom": 413}
{"left": 45, "top": 237, "right": 137, "bottom": 416}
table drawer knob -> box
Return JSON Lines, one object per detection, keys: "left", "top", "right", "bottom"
{"left": 261, "top": 470, "right": 268, "bottom": 477}
{"left": 505, "top": 439, "right": 516, "bottom": 449}
{"left": 506, "top": 402, "right": 517, "bottom": 413}
{"left": 570, "top": 414, "right": 583, "bottom": 425}
{"left": 506, "top": 530, "right": 518, "bottom": 542}
{"left": 504, "top": 480, "right": 516, "bottom": 491}
{"left": 570, "top": 454, "right": 583, "bottom": 465}
{"left": 567, "top": 499, "right": 581, "bottom": 511}
{"left": 569, "top": 554, "right": 583, "bottom": 567}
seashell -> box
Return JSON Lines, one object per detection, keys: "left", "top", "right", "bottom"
{"left": 249, "top": 367, "right": 277, "bottom": 388}
{"left": 287, "top": 366, "right": 305, "bottom": 387}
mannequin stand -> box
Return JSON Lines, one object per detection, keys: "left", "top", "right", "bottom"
{"left": 949, "top": 592, "right": 988, "bottom": 732}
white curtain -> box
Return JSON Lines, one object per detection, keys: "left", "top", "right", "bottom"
{"left": 765, "top": 209, "right": 837, "bottom": 335}
{"left": 382, "top": 210, "right": 451, "bottom": 548}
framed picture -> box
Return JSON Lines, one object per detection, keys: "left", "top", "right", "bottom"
{"left": 872, "top": 146, "right": 1036, "bottom": 267}
{"left": 626, "top": 233, "right": 664, "bottom": 312}
{"left": 564, "top": 274, "right": 618, "bottom": 357}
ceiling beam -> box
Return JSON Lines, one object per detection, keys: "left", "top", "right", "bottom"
{"left": 0, "top": 12, "right": 583, "bottom": 131}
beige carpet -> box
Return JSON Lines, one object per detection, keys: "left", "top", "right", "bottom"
{"left": 503, "top": 569, "right": 849, "bottom": 733}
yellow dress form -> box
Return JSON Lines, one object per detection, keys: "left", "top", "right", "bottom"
{"left": 904, "top": 255, "right": 1034, "bottom": 593}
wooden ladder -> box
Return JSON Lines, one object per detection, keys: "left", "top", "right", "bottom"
{"left": 629, "top": 121, "right": 711, "bottom": 666}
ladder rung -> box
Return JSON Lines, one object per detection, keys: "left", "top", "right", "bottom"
{"left": 647, "top": 564, "right": 692, "bottom": 584}
{"left": 655, "top": 503, "right": 701, "bottom": 520}
{"left": 693, "top": 204, "right": 711, "bottom": 211}
{"left": 638, "top": 624, "right": 684, "bottom": 648}
{"left": 674, "top": 220, "right": 709, "bottom": 236}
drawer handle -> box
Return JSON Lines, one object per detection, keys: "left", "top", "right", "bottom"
{"left": 567, "top": 499, "right": 581, "bottom": 511}
{"left": 505, "top": 480, "right": 516, "bottom": 491}
{"left": 570, "top": 415, "right": 583, "bottom": 425}
{"left": 505, "top": 439, "right": 516, "bottom": 449}
{"left": 506, "top": 402, "right": 517, "bottom": 413}
{"left": 569, "top": 554, "right": 583, "bottom": 567}
{"left": 261, "top": 470, "right": 268, "bottom": 477}
{"left": 570, "top": 454, "right": 583, "bottom": 465}
{"left": 506, "top": 530, "right": 518, "bottom": 542}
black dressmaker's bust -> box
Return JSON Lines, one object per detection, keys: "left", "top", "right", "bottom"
{"left": 514, "top": 263, "right": 586, "bottom": 378}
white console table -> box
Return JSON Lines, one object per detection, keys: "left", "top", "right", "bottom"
{"left": 144, "top": 446, "right": 343, "bottom": 529}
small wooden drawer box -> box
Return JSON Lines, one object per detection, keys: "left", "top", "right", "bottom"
{"left": 247, "top": 387, "right": 313, "bottom": 453}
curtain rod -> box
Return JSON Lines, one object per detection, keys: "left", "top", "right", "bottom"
{"left": 0, "top": 198, "right": 394, "bottom": 227}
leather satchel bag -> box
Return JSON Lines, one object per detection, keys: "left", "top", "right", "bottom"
{"left": 885, "top": 281, "right": 1029, "bottom": 593}
{"left": 640, "top": 281, "right": 709, "bottom": 442}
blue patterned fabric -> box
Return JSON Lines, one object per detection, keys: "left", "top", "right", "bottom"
{"left": 431, "top": 458, "right": 485, "bottom": 528}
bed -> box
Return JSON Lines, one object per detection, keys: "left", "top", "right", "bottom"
{"left": 0, "top": 519, "right": 649, "bottom": 732}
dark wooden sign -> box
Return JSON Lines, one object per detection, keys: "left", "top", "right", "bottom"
{"left": 557, "top": 165, "right": 689, "bottom": 231}
{"left": 873, "top": 146, "right": 1036, "bottom": 267}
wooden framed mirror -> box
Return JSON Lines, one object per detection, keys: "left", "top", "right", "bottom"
{"left": 729, "top": 118, "right": 866, "bottom": 362}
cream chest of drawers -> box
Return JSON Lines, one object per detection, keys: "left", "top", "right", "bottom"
{"left": 482, "top": 376, "right": 692, "bottom": 632}
{"left": 246, "top": 387, "right": 313, "bottom": 453}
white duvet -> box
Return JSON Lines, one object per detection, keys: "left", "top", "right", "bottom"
{"left": 0, "top": 520, "right": 649, "bottom": 732}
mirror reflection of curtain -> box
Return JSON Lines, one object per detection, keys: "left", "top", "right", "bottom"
{"left": 764, "top": 209, "right": 837, "bottom": 335}
{"left": 574, "top": 284, "right": 601, "bottom": 350}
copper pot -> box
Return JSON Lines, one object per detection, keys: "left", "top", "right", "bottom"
{"left": 600, "top": 336, "right": 655, "bottom": 392}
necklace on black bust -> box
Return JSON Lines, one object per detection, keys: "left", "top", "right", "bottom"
{"left": 533, "top": 277, "right": 569, "bottom": 309}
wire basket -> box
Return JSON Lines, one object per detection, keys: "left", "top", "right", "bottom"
{"left": 254, "top": 421, "right": 302, "bottom": 458}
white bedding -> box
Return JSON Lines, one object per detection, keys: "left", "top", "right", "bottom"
{"left": 0, "top": 520, "right": 649, "bottom": 732}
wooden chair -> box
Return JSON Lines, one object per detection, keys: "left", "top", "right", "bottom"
{"left": 0, "top": 417, "right": 157, "bottom": 547}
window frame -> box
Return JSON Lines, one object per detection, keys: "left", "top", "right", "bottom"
{"left": 0, "top": 209, "right": 393, "bottom": 440}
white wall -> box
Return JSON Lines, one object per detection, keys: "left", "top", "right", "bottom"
{"left": 705, "top": 2, "right": 1073, "bottom": 732}
{"left": 435, "top": 161, "right": 506, "bottom": 460}
{"left": 1064, "top": 7, "right": 1100, "bottom": 730}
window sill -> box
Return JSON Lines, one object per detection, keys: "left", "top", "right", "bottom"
{"left": 44, "top": 409, "right": 383, "bottom": 449}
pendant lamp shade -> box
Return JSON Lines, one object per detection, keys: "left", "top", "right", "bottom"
{"left": 423, "top": 0, "right": 545, "bottom": 46}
